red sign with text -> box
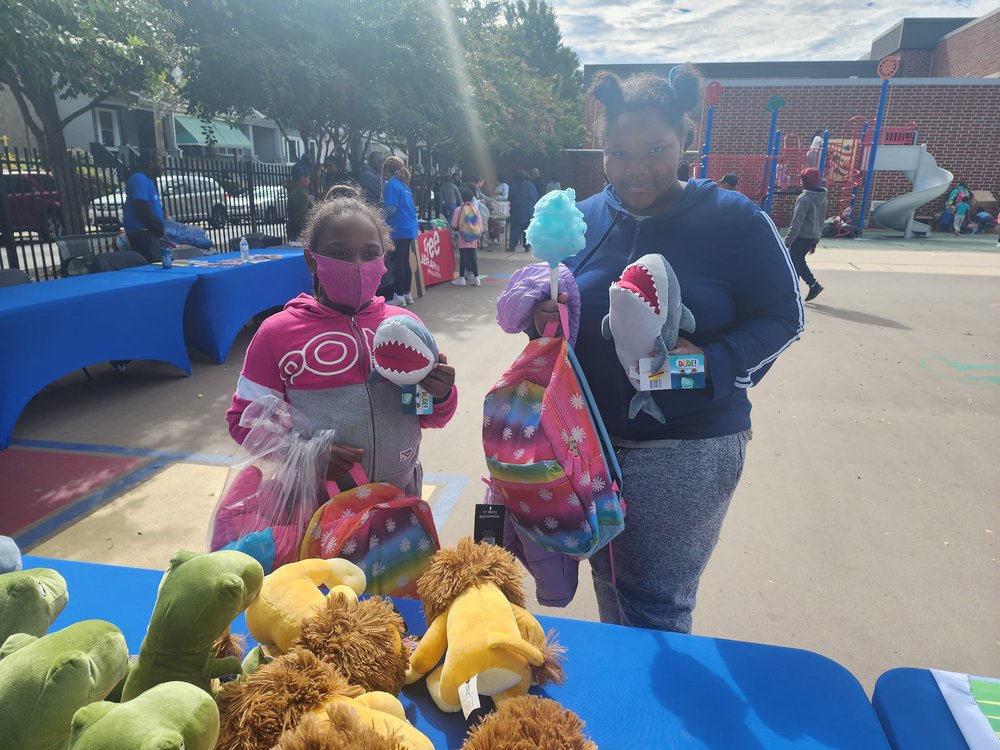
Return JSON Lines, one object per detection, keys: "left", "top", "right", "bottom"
{"left": 416, "top": 229, "right": 456, "bottom": 286}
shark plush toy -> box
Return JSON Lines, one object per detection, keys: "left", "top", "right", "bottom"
{"left": 370, "top": 315, "right": 440, "bottom": 386}
{"left": 601, "top": 254, "right": 695, "bottom": 423}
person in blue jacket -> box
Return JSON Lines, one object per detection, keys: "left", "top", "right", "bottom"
{"left": 381, "top": 156, "right": 419, "bottom": 306}
{"left": 506, "top": 170, "right": 539, "bottom": 252}
{"left": 504, "top": 66, "right": 803, "bottom": 633}
{"left": 122, "top": 150, "right": 165, "bottom": 263}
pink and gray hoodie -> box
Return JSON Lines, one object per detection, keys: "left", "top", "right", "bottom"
{"left": 226, "top": 294, "right": 457, "bottom": 495}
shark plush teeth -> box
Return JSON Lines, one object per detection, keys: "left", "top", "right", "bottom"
{"left": 371, "top": 316, "right": 439, "bottom": 386}
{"left": 601, "top": 254, "right": 695, "bottom": 423}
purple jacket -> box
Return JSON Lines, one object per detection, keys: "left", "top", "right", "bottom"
{"left": 495, "top": 262, "right": 581, "bottom": 344}
{"left": 493, "top": 263, "right": 584, "bottom": 607}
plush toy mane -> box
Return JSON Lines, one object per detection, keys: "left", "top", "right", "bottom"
{"left": 461, "top": 695, "right": 597, "bottom": 750}
{"left": 216, "top": 647, "right": 361, "bottom": 750}
{"left": 528, "top": 628, "right": 567, "bottom": 687}
{"left": 417, "top": 537, "right": 526, "bottom": 623}
{"left": 274, "top": 703, "right": 403, "bottom": 750}
{"left": 297, "top": 593, "right": 410, "bottom": 694}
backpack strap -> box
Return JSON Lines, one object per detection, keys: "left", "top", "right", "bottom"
{"left": 542, "top": 302, "right": 571, "bottom": 340}
{"left": 326, "top": 463, "right": 372, "bottom": 496}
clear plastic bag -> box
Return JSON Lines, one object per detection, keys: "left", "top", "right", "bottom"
{"left": 208, "top": 396, "right": 334, "bottom": 573}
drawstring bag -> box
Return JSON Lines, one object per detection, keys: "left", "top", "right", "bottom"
{"left": 300, "top": 465, "right": 439, "bottom": 597}
{"left": 209, "top": 396, "right": 333, "bottom": 574}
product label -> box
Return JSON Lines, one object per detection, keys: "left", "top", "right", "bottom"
{"left": 402, "top": 384, "right": 434, "bottom": 415}
{"left": 474, "top": 503, "right": 506, "bottom": 546}
{"left": 459, "top": 675, "right": 481, "bottom": 718}
{"left": 637, "top": 354, "right": 706, "bottom": 391}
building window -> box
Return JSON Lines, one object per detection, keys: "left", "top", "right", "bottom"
{"left": 286, "top": 138, "right": 301, "bottom": 161}
{"left": 96, "top": 108, "right": 120, "bottom": 148}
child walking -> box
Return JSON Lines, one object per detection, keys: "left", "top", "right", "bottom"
{"left": 226, "top": 185, "right": 458, "bottom": 494}
{"left": 451, "top": 186, "right": 484, "bottom": 286}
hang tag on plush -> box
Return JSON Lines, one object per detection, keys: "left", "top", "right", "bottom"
{"left": 402, "top": 385, "right": 434, "bottom": 415}
{"left": 458, "top": 674, "right": 481, "bottom": 718}
{"left": 474, "top": 504, "right": 506, "bottom": 546}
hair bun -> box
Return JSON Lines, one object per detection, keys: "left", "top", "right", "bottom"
{"left": 589, "top": 72, "right": 625, "bottom": 108}
{"left": 670, "top": 65, "right": 702, "bottom": 113}
{"left": 325, "top": 184, "right": 362, "bottom": 202}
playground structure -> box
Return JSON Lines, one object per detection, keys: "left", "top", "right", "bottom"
{"left": 695, "top": 60, "right": 955, "bottom": 238}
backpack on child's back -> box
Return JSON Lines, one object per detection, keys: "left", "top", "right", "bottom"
{"left": 457, "top": 202, "right": 482, "bottom": 242}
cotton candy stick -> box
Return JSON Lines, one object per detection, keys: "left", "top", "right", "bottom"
{"left": 525, "top": 188, "right": 588, "bottom": 302}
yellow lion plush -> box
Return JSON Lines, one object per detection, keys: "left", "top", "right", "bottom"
{"left": 245, "top": 558, "right": 366, "bottom": 654}
{"left": 405, "top": 538, "right": 564, "bottom": 713}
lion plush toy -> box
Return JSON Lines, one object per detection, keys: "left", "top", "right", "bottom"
{"left": 460, "top": 695, "right": 597, "bottom": 750}
{"left": 405, "top": 538, "right": 564, "bottom": 713}
{"left": 274, "top": 703, "right": 403, "bottom": 750}
{"left": 245, "top": 558, "right": 366, "bottom": 654}
{"left": 216, "top": 647, "right": 432, "bottom": 750}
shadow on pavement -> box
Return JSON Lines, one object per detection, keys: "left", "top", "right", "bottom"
{"left": 807, "top": 303, "right": 911, "bottom": 330}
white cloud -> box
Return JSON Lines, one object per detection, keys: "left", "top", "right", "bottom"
{"left": 550, "top": 0, "right": 997, "bottom": 65}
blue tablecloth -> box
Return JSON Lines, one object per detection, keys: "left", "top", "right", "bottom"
{"left": 123, "top": 248, "right": 311, "bottom": 364}
{"left": 25, "top": 556, "right": 890, "bottom": 749}
{"left": 0, "top": 274, "right": 196, "bottom": 449}
{"left": 874, "top": 668, "right": 973, "bottom": 749}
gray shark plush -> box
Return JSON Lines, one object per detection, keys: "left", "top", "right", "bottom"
{"left": 601, "top": 254, "right": 696, "bottom": 423}
{"left": 369, "top": 315, "right": 440, "bottom": 386}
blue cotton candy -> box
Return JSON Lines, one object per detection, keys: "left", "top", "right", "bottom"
{"left": 526, "top": 188, "right": 587, "bottom": 267}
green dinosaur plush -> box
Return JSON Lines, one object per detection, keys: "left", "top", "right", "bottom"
{"left": 120, "top": 549, "right": 263, "bottom": 701}
{"left": 0, "top": 619, "right": 129, "bottom": 750}
{"left": 69, "top": 681, "right": 220, "bottom": 750}
{"left": 0, "top": 568, "right": 69, "bottom": 646}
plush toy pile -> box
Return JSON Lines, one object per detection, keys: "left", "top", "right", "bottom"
{"left": 0, "top": 538, "right": 597, "bottom": 749}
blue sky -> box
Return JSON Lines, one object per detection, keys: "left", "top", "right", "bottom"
{"left": 549, "top": 0, "right": 996, "bottom": 65}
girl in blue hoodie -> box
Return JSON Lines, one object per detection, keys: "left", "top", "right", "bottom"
{"left": 498, "top": 67, "right": 803, "bottom": 633}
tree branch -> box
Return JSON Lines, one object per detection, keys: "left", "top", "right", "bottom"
{"left": 0, "top": 64, "right": 45, "bottom": 142}
{"left": 60, "top": 92, "right": 111, "bottom": 128}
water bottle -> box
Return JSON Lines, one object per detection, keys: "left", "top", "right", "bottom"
{"left": 239, "top": 237, "right": 250, "bottom": 263}
{"left": 160, "top": 246, "right": 173, "bottom": 269}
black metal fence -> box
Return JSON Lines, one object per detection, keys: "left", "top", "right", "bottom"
{"left": 1, "top": 146, "right": 294, "bottom": 281}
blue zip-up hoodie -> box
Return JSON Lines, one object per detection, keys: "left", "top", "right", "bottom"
{"left": 565, "top": 179, "right": 804, "bottom": 442}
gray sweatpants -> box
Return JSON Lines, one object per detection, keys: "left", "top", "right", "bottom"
{"left": 590, "top": 431, "right": 751, "bottom": 633}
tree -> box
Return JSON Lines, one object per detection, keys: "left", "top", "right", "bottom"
{"left": 0, "top": 0, "right": 184, "bottom": 230}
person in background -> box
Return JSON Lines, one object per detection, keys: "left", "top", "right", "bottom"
{"left": 506, "top": 169, "right": 538, "bottom": 253}
{"left": 806, "top": 129, "right": 824, "bottom": 168}
{"left": 490, "top": 173, "right": 509, "bottom": 244}
{"left": 470, "top": 178, "right": 492, "bottom": 247}
{"left": 438, "top": 172, "right": 462, "bottom": 220}
{"left": 676, "top": 160, "right": 691, "bottom": 181}
{"left": 947, "top": 181, "right": 969, "bottom": 207}
{"left": 530, "top": 167, "right": 546, "bottom": 199}
{"left": 493, "top": 174, "right": 509, "bottom": 202}
{"left": 719, "top": 173, "right": 738, "bottom": 190}
{"left": 497, "top": 66, "right": 802, "bottom": 633}
{"left": 382, "top": 156, "right": 419, "bottom": 307}
{"left": 953, "top": 195, "right": 971, "bottom": 235}
{"left": 286, "top": 160, "right": 315, "bottom": 243}
{"left": 322, "top": 158, "right": 345, "bottom": 192}
{"left": 358, "top": 151, "right": 386, "bottom": 205}
{"left": 545, "top": 176, "right": 562, "bottom": 193}
{"left": 227, "top": 184, "right": 457, "bottom": 495}
{"left": 785, "top": 167, "right": 828, "bottom": 301}
{"left": 452, "top": 185, "right": 485, "bottom": 286}
{"left": 122, "top": 150, "right": 165, "bottom": 263}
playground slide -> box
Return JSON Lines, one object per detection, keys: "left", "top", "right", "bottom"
{"left": 871, "top": 145, "right": 953, "bottom": 238}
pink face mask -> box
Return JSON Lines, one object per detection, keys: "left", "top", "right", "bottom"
{"left": 309, "top": 252, "right": 386, "bottom": 310}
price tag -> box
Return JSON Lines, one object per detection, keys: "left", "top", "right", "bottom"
{"left": 402, "top": 384, "right": 434, "bottom": 415}
{"left": 638, "top": 354, "right": 706, "bottom": 391}
{"left": 474, "top": 504, "right": 506, "bottom": 546}
{"left": 458, "top": 674, "right": 481, "bottom": 718}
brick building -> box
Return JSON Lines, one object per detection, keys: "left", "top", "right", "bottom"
{"left": 565, "top": 10, "right": 1000, "bottom": 228}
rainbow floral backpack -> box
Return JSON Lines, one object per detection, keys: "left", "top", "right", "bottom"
{"left": 483, "top": 305, "right": 624, "bottom": 557}
{"left": 300, "top": 465, "right": 439, "bottom": 598}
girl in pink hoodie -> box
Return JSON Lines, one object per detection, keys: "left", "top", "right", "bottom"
{"left": 226, "top": 185, "right": 457, "bottom": 495}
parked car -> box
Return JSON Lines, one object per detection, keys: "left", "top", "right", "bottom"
{"left": 89, "top": 174, "right": 229, "bottom": 231}
{"left": 227, "top": 185, "right": 287, "bottom": 224}
{"left": 1, "top": 170, "right": 64, "bottom": 241}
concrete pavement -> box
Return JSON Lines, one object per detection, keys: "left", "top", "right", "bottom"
{"left": 6, "top": 232, "right": 999, "bottom": 692}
